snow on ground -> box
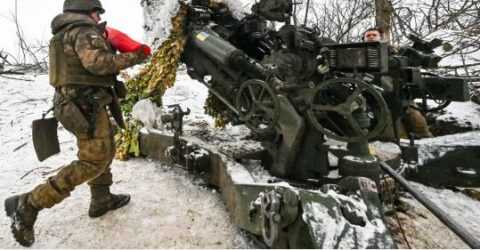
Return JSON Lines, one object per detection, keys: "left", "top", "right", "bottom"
{"left": 163, "top": 72, "right": 213, "bottom": 127}
{"left": 1, "top": 70, "right": 480, "bottom": 248}
{"left": 0, "top": 73, "right": 251, "bottom": 248}
{"left": 409, "top": 182, "right": 480, "bottom": 239}
{"left": 434, "top": 101, "right": 480, "bottom": 129}
{"left": 386, "top": 182, "right": 480, "bottom": 249}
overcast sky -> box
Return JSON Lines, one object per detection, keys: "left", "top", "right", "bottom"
{"left": 0, "top": 0, "right": 144, "bottom": 57}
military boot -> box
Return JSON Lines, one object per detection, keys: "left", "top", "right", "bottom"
{"left": 4, "top": 193, "right": 41, "bottom": 247}
{"left": 89, "top": 185, "right": 130, "bottom": 218}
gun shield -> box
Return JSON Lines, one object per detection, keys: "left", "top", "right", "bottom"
{"left": 32, "top": 117, "right": 61, "bottom": 162}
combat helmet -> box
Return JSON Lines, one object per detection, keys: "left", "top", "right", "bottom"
{"left": 63, "top": 0, "right": 105, "bottom": 14}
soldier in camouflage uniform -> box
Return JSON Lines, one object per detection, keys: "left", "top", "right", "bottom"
{"left": 364, "top": 27, "right": 433, "bottom": 139}
{"left": 4, "top": 0, "right": 149, "bottom": 246}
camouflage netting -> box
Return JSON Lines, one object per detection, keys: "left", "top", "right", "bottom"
{"left": 115, "top": 2, "right": 232, "bottom": 160}
{"left": 115, "top": 4, "right": 188, "bottom": 161}
{"left": 121, "top": 4, "right": 188, "bottom": 115}
{"left": 204, "top": 93, "right": 230, "bottom": 128}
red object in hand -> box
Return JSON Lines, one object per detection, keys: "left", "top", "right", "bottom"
{"left": 106, "top": 27, "right": 151, "bottom": 56}
{"left": 140, "top": 45, "right": 151, "bottom": 56}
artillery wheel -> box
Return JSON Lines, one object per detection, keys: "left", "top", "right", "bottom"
{"left": 259, "top": 190, "right": 281, "bottom": 247}
{"left": 235, "top": 79, "right": 280, "bottom": 134}
{"left": 307, "top": 78, "right": 389, "bottom": 143}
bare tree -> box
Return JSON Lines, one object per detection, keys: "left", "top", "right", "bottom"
{"left": 5, "top": 0, "right": 48, "bottom": 72}
{"left": 297, "top": 0, "right": 375, "bottom": 43}
{"left": 390, "top": 0, "right": 480, "bottom": 75}
{"left": 375, "top": 0, "right": 394, "bottom": 41}
{"left": 297, "top": 0, "right": 479, "bottom": 76}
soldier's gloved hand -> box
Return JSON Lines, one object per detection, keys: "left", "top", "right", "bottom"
{"left": 133, "top": 45, "right": 152, "bottom": 63}
{"left": 138, "top": 44, "right": 152, "bottom": 57}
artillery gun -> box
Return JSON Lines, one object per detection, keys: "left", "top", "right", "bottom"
{"left": 139, "top": 0, "right": 479, "bottom": 248}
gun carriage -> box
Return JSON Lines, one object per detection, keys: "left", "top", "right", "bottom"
{"left": 139, "top": 0, "right": 478, "bottom": 248}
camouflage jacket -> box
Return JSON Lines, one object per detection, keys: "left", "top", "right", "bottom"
{"left": 50, "top": 12, "right": 146, "bottom": 87}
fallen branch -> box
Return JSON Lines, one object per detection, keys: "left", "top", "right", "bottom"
{"left": 440, "top": 62, "right": 480, "bottom": 69}
{"left": 0, "top": 75, "right": 34, "bottom": 81}
{"left": 13, "top": 142, "right": 28, "bottom": 152}
{"left": 18, "top": 97, "right": 49, "bottom": 104}
{"left": 40, "top": 166, "right": 65, "bottom": 177}
{"left": 19, "top": 166, "right": 51, "bottom": 180}
{"left": 0, "top": 70, "right": 25, "bottom": 75}
{"left": 463, "top": 77, "right": 480, "bottom": 82}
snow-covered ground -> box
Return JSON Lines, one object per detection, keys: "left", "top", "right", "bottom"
{"left": 1, "top": 71, "right": 479, "bottom": 248}
{"left": 433, "top": 101, "right": 480, "bottom": 130}
{"left": 1, "top": 0, "right": 479, "bottom": 248}
{"left": 0, "top": 73, "right": 252, "bottom": 248}
{"left": 386, "top": 182, "right": 480, "bottom": 249}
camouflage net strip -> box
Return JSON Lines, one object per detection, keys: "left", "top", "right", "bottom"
{"left": 204, "top": 92, "right": 231, "bottom": 128}
{"left": 115, "top": 2, "right": 232, "bottom": 160}
{"left": 115, "top": 4, "right": 188, "bottom": 161}
{"left": 120, "top": 4, "right": 188, "bottom": 115}
{"left": 114, "top": 120, "right": 142, "bottom": 160}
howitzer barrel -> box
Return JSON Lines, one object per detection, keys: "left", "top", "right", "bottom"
{"left": 191, "top": 29, "right": 239, "bottom": 66}
{"left": 379, "top": 161, "right": 480, "bottom": 249}
{"left": 191, "top": 28, "right": 268, "bottom": 80}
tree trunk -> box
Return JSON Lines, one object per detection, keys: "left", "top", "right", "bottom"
{"left": 375, "top": 0, "right": 393, "bottom": 42}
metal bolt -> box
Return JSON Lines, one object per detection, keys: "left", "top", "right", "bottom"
{"left": 273, "top": 214, "right": 281, "bottom": 223}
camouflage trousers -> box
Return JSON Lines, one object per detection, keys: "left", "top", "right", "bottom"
{"left": 28, "top": 108, "right": 115, "bottom": 209}
{"left": 402, "top": 107, "right": 433, "bottom": 138}
{"left": 379, "top": 106, "right": 433, "bottom": 141}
